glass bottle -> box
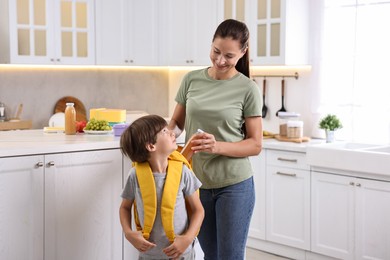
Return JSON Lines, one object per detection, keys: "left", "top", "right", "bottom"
{"left": 65, "top": 102, "right": 76, "bottom": 135}
{"left": 0, "top": 102, "right": 5, "bottom": 122}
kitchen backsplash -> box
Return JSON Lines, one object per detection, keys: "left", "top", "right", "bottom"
{"left": 0, "top": 66, "right": 170, "bottom": 129}
{"left": 0, "top": 66, "right": 314, "bottom": 137}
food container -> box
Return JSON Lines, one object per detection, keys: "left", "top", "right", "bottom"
{"left": 113, "top": 123, "right": 129, "bottom": 136}
{"left": 278, "top": 112, "right": 300, "bottom": 137}
{"left": 287, "top": 120, "right": 304, "bottom": 139}
{"left": 90, "top": 108, "right": 126, "bottom": 126}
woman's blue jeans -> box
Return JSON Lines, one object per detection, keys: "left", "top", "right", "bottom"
{"left": 198, "top": 176, "right": 255, "bottom": 260}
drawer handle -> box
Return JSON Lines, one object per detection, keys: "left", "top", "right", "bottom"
{"left": 35, "top": 162, "right": 44, "bottom": 168}
{"left": 277, "top": 157, "right": 298, "bottom": 163}
{"left": 47, "top": 161, "right": 55, "bottom": 167}
{"left": 276, "top": 171, "right": 297, "bottom": 177}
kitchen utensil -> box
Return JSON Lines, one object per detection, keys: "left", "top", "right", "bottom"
{"left": 261, "top": 79, "right": 268, "bottom": 118}
{"left": 9, "top": 103, "right": 23, "bottom": 122}
{"left": 276, "top": 79, "right": 287, "bottom": 116}
{"left": 54, "top": 96, "right": 87, "bottom": 122}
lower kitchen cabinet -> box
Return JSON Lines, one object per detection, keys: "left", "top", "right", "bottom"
{"left": 122, "top": 156, "right": 140, "bottom": 258}
{"left": 0, "top": 155, "right": 44, "bottom": 260}
{"left": 312, "top": 171, "right": 390, "bottom": 260}
{"left": 45, "top": 149, "right": 123, "bottom": 260}
{"left": 247, "top": 149, "right": 311, "bottom": 259}
{"left": 0, "top": 149, "right": 124, "bottom": 260}
{"left": 266, "top": 150, "right": 310, "bottom": 250}
{"left": 248, "top": 154, "right": 266, "bottom": 240}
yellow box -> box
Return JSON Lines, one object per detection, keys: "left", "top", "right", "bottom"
{"left": 89, "top": 108, "right": 126, "bottom": 123}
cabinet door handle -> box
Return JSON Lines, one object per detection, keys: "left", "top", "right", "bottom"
{"left": 356, "top": 183, "right": 361, "bottom": 187}
{"left": 47, "top": 161, "right": 55, "bottom": 167}
{"left": 35, "top": 162, "right": 44, "bottom": 168}
{"left": 349, "top": 181, "right": 355, "bottom": 186}
{"left": 276, "top": 171, "right": 297, "bottom": 177}
{"left": 277, "top": 157, "right": 298, "bottom": 163}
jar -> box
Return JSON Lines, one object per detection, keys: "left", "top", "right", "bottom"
{"left": 65, "top": 103, "right": 76, "bottom": 135}
{"left": 287, "top": 120, "right": 303, "bottom": 139}
{"left": 278, "top": 112, "right": 300, "bottom": 137}
{"left": 0, "top": 102, "right": 5, "bottom": 122}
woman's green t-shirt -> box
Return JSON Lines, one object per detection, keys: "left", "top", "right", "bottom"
{"left": 175, "top": 68, "right": 262, "bottom": 189}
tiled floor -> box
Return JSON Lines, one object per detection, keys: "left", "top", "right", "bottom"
{"left": 246, "top": 247, "right": 291, "bottom": 260}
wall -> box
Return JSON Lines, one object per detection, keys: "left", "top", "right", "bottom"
{"left": 168, "top": 66, "right": 315, "bottom": 138}
{"left": 0, "top": 66, "right": 170, "bottom": 129}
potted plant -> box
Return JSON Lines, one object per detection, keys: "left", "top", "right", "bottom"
{"left": 318, "top": 114, "right": 343, "bottom": 143}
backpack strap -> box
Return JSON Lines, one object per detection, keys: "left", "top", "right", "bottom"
{"left": 134, "top": 162, "right": 157, "bottom": 240}
{"left": 161, "top": 159, "right": 182, "bottom": 242}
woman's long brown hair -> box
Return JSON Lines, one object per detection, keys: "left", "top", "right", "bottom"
{"left": 212, "top": 19, "right": 250, "bottom": 78}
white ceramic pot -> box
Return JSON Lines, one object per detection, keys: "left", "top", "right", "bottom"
{"left": 325, "top": 130, "right": 335, "bottom": 143}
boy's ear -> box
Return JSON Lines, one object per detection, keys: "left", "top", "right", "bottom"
{"left": 146, "top": 143, "right": 156, "bottom": 152}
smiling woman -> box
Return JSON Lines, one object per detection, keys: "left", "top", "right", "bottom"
{"left": 311, "top": 0, "right": 390, "bottom": 144}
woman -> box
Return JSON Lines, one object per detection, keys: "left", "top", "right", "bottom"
{"left": 168, "top": 19, "right": 263, "bottom": 260}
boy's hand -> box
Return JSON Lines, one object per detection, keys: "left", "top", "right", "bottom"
{"left": 162, "top": 235, "right": 193, "bottom": 259}
{"left": 125, "top": 230, "right": 156, "bottom": 253}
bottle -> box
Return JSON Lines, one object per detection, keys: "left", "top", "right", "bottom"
{"left": 0, "top": 102, "right": 5, "bottom": 122}
{"left": 65, "top": 102, "right": 76, "bottom": 135}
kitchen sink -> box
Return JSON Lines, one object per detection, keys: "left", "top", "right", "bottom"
{"left": 363, "top": 145, "right": 390, "bottom": 154}
{"left": 320, "top": 142, "right": 379, "bottom": 150}
{"left": 307, "top": 142, "right": 390, "bottom": 176}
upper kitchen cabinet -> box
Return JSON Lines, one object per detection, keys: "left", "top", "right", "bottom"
{"left": 160, "top": 0, "right": 223, "bottom": 66}
{"left": 0, "top": 0, "right": 95, "bottom": 65}
{"left": 223, "top": 0, "right": 309, "bottom": 65}
{"left": 95, "top": 0, "right": 160, "bottom": 66}
{"left": 222, "top": 0, "right": 248, "bottom": 22}
{"left": 250, "top": 0, "right": 309, "bottom": 65}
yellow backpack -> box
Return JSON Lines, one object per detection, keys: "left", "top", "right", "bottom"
{"left": 133, "top": 150, "right": 193, "bottom": 243}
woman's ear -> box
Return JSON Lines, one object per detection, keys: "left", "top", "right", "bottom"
{"left": 241, "top": 46, "right": 248, "bottom": 56}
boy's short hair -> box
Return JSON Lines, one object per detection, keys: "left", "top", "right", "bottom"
{"left": 120, "top": 114, "right": 167, "bottom": 162}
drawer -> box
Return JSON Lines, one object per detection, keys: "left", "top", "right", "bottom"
{"left": 267, "top": 150, "right": 309, "bottom": 170}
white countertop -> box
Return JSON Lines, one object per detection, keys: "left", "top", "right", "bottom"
{"left": 0, "top": 129, "right": 120, "bottom": 157}
{"left": 0, "top": 130, "right": 323, "bottom": 158}
{"left": 262, "top": 138, "right": 324, "bottom": 153}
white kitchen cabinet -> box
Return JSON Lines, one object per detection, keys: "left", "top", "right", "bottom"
{"left": 160, "top": 0, "right": 222, "bottom": 66}
{"left": 122, "top": 156, "right": 139, "bottom": 259}
{"left": 0, "top": 155, "right": 44, "bottom": 260}
{"left": 95, "top": 0, "right": 160, "bottom": 66}
{"left": 3, "top": 0, "right": 95, "bottom": 64}
{"left": 312, "top": 171, "right": 390, "bottom": 260}
{"left": 248, "top": 0, "right": 309, "bottom": 65}
{"left": 222, "top": 0, "right": 247, "bottom": 22}
{"left": 265, "top": 149, "right": 310, "bottom": 250}
{"left": 44, "top": 149, "right": 123, "bottom": 260}
{"left": 223, "top": 0, "right": 309, "bottom": 65}
{"left": 248, "top": 154, "right": 266, "bottom": 240}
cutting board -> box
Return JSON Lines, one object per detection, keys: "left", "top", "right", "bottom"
{"left": 54, "top": 96, "right": 87, "bottom": 122}
{"left": 0, "top": 120, "right": 32, "bottom": 130}
{"left": 275, "top": 134, "right": 311, "bottom": 143}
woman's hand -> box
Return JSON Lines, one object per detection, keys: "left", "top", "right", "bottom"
{"left": 190, "top": 132, "right": 218, "bottom": 154}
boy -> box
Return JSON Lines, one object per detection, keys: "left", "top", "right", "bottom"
{"left": 119, "top": 115, "right": 204, "bottom": 260}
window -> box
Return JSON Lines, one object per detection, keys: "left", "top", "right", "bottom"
{"left": 313, "top": 0, "right": 390, "bottom": 143}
